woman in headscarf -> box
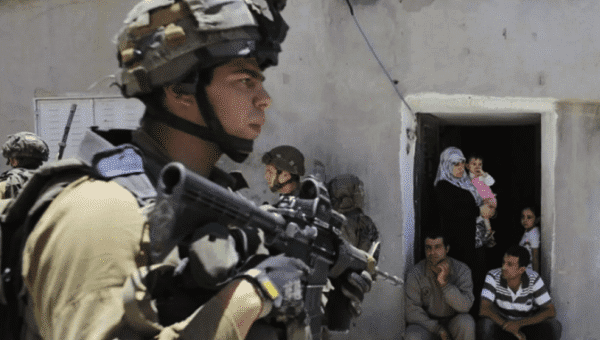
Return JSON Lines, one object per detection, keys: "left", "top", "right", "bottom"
{"left": 434, "top": 146, "right": 492, "bottom": 315}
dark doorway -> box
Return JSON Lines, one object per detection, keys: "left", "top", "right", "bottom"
{"left": 413, "top": 113, "right": 541, "bottom": 270}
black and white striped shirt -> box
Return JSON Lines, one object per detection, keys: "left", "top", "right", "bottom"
{"left": 481, "top": 268, "right": 552, "bottom": 320}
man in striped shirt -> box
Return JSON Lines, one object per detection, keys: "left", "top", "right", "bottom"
{"left": 478, "top": 245, "right": 562, "bottom": 339}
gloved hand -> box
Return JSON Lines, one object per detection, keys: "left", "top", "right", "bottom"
{"left": 237, "top": 254, "right": 311, "bottom": 318}
{"left": 325, "top": 270, "right": 372, "bottom": 331}
{"left": 340, "top": 270, "right": 372, "bottom": 317}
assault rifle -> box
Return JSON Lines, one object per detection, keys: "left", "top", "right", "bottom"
{"left": 148, "top": 162, "right": 402, "bottom": 340}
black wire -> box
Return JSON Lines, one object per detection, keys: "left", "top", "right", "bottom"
{"left": 343, "top": 0, "right": 415, "bottom": 118}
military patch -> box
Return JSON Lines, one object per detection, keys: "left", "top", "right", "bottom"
{"left": 94, "top": 147, "right": 145, "bottom": 179}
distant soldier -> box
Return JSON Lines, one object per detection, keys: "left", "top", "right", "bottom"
{"left": 0, "top": 132, "right": 49, "bottom": 198}
{"left": 262, "top": 145, "right": 305, "bottom": 196}
{"left": 327, "top": 174, "right": 379, "bottom": 253}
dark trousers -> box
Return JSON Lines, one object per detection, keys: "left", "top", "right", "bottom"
{"left": 476, "top": 317, "right": 562, "bottom": 340}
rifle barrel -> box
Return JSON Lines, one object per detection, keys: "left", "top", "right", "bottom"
{"left": 57, "top": 104, "right": 77, "bottom": 160}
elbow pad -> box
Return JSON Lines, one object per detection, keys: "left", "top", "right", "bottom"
{"left": 229, "top": 226, "right": 266, "bottom": 261}
{"left": 188, "top": 223, "right": 240, "bottom": 289}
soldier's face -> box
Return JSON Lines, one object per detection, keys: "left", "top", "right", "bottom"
{"left": 265, "top": 164, "right": 278, "bottom": 189}
{"left": 205, "top": 58, "right": 271, "bottom": 140}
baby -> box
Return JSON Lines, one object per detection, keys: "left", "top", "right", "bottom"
{"left": 467, "top": 154, "right": 497, "bottom": 247}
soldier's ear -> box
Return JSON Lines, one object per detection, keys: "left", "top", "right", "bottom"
{"left": 164, "top": 84, "right": 195, "bottom": 107}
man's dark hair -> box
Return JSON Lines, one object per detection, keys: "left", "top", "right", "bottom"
{"left": 505, "top": 245, "right": 530, "bottom": 268}
{"left": 423, "top": 229, "right": 448, "bottom": 247}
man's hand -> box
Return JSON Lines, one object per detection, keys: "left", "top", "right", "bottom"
{"left": 325, "top": 270, "right": 373, "bottom": 332}
{"left": 438, "top": 327, "right": 452, "bottom": 340}
{"left": 340, "top": 270, "right": 373, "bottom": 317}
{"left": 503, "top": 320, "right": 525, "bottom": 340}
{"left": 436, "top": 260, "right": 450, "bottom": 287}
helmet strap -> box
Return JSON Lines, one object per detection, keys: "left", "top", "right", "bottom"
{"left": 270, "top": 170, "right": 295, "bottom": 193}
{"left": 192, "top": 82, "right": 253, "bottom": 163}
{"left": 148, "top": 66, "right": 254, "bottom": 163}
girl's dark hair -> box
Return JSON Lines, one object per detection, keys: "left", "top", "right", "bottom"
{"left": 521, "top": 206, "right": 537, "bottom": 216}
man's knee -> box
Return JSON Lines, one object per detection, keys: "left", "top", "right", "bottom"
{"left": 404, "top": 324, "right": 435, "bottom": 340}
{"left": 449, "top": 314, "right": 475, "bottom": 340}
{"left": 548, "top": 318, "right": 562, "bottom": 339}
{"left": 476, "top": 317, "right": 496, "bottom": 340}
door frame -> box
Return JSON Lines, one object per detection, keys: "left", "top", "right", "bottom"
{"left": 399, "top": 93, "right": 558, "bottom": 286}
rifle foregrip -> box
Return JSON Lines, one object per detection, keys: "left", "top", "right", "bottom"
{"left": 149, "top": 162, "right": 287, "bottom": 263}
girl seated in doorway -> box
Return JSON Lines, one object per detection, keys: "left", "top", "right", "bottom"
{"left": 519, "top": 206, "right": 541, "bottom": 273}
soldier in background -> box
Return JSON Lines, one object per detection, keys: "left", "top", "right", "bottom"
{"left": 327, "top": 174, "right": 380, "bottom": 252}
{"left": 0, "top": 132, "right": 49, "bottom": 199}
{"left": 262, "top": 145, "right": 305, "bottom": 196}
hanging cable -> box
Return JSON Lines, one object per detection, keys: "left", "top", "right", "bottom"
{"left": 344, "top": 0, "right": 417, "bottom": 143}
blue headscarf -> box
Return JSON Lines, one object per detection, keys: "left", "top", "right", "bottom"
{"left": 434, "top": 146, "right": 483, "bottom": 206}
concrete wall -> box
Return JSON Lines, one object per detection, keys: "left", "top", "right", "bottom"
{"left": 552, "top": 100, "right": 600, "bottom": 339}
{"left": 1, "top": 0, "right": 600, "bottom": 338}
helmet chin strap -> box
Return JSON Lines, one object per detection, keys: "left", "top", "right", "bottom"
{"left": 192, "top": 83, "right": 254, "bottom": 163}
{"left": 150, "top": 67, "right": 254, "bottom": 163}
{"left": 270, "top": 170, "right": 295, "bottom": 193}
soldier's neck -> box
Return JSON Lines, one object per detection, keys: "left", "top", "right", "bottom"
{"left": 144, "top": 121, "right": 221, "bottom": 177}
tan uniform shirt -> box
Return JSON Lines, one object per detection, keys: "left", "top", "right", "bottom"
{"left": 21, "top": 173, "right": 267, "bottom": 340}
{"left": 22, "top": 176, "right": 149, "bottom": 339}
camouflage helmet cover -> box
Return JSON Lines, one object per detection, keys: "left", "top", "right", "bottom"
{"left": 327, "top": 174, "right": 365, "bottom": 212}
{"left": 2, "top": 132, "right": 49, "bottom": 162}
{"left": 261, "top": 145, "right": 305, "bottom": 176}
{"left": 116, "top": 0, "right": 289, "bottom": 98}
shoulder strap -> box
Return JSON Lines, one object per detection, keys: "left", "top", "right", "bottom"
{"left": 76, "top": 130, "right": 156, "bottom": 207}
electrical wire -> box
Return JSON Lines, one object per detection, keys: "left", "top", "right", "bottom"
{"left": 343, "top": 0, "right": 417, "bottom": 140}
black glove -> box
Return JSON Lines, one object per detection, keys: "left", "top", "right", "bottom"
{"left": 237, "top": 254, "right": 311, "bottom": 317}
{"left": 340, "top": 270, "right": 372, "bottom": 317}
{"left": 325, "top": 270, "right": 372, "bottom": 331}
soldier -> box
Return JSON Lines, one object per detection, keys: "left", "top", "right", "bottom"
{"left": 0, "top": 132, "right": 48, "bottom": 199}
{"left": 262, "top": 145, "right": 305, "bottom": 196}
{"left": 2, "top": 1, "right": 371, "bottom": 340}
{"left": 328, "top": 174, "right": 380, "bottom": 252}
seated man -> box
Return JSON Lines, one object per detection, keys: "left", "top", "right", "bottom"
{"left": 478, "top": 245, "right": 562, "bottom": 340}
{"left": 405, "top": 230, "right": 475, "bottom": 340}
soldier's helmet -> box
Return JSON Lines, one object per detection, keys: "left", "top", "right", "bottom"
{"left": 116, "top": 0, "right": 289, "bottom": 98}
{"left": 114, "top": 0, "right": 289, "bottom": 163}
{"left": 327, "top": 174, "right": 365, "bottom": 213}
{"left": 261, "top": 145, "right": 305, "bottom": 176}
{"left": 2, "top": 132, "right": 49, "bottom": 163}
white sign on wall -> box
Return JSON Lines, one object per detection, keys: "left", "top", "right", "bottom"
{"left": 34, "top": 96, "right": 145, "bottom": 161}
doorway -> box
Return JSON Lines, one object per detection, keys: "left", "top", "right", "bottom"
{"left": 413, "top": 113, "right": 541, "bottom": 270}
